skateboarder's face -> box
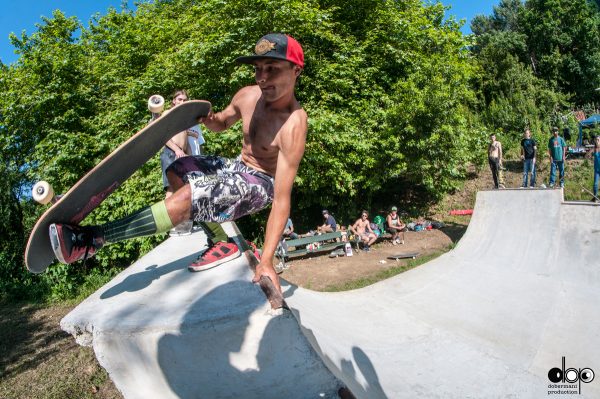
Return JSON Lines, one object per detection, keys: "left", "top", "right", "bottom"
{"left": 253, "top": 59, "right": 300, "bottom": 102}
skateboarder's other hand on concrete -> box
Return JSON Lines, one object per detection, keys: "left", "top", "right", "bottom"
{"left": 253, "top": 261, "right": 281, "bottom": 294}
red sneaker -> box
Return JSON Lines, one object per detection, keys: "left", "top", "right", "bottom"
{"left": 188, "top": 241, "right": 241, "bottom": 272}
{"left": 49, "top": 223, "right": 104, "bottom": 264}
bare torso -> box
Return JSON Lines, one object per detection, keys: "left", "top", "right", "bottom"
{"left": 353, "top": 219, "right": 370, "bottom": 234}
{"left": 488, "top": 141, "right": 501, "bottom": 158}
{"left": 170, "top": 130, "right": 190, "bottom": 154}
{"left": 235, "top": 86, "right": 303, "bottom": 176}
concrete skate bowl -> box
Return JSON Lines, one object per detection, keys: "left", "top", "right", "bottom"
{"left": 281, "top": 189, "right": 600, "bottom": 398}
{"left": 61, "top": 189, "right": 600, "bottom": 398}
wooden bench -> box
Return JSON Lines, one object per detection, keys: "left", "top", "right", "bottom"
{"left": 277, "top": 231, "right": 345, "bottom": 260}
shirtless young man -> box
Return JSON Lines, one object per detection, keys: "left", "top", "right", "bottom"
{"left": 49, "top": 33, "right": 307, "bottom": 292}
{"left": 487, "top": 133, "right": 504, "bottom": 189}
{"left": 350, "top": 210, "right": 377, "bottom": 252}
{"left": 160, "top": 90, "right": 197, "bottom": 197}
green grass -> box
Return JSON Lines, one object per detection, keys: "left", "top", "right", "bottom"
{"left": 0, "top": 302, "right": 120, "bottom": 399}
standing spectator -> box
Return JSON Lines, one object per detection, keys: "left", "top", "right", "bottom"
{"left": 160, "top": 90, "right": 191, "bottom": 198}
{"left": 318, "top": 210, "right": 337, "bottom": 233}
{"left": 547, "top": 127, "right": 567, "bottom": 188}
{"left": 160, "top": 90, "right": 223, "bottom": 239}
{"left": 187, "top": 124, "right": 206, "bottom": 156}
{"left": 487, "top": 133, "right": 504, "bottom": 189}
{"left": 593, "top": 135, "right": 600, "bottom": 202}
{"left": 350, "top": 210, "right": 377, "bottom": 251}
{"left": 520, "top": 128, "right": 537, "bottom": 188}
{"left": 386, "top": 206, "right": 406, "bottom": 245}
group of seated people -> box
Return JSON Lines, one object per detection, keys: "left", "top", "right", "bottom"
{"left": 282, "top": 207, "right": 408, "bottom": 252}
{"left": 347, "top": 208, "right": 406, "bottom": 252}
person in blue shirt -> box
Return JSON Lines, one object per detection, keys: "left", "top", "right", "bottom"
{"left": 593, "top": 135, "right": 600, "bottom": 202}
{"left": 318, "top": 209, "right": 337, "bottom": 233}
{"left": 547, "top": 127, "right": 567, "bottom": 188}
{"left": 520, "top": 128, "right": 537, "bottom": 188}
{"left": 282, "top": 217, "right": 299, "bottom": 239}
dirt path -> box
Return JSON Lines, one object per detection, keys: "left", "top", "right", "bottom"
{"left": 280, "top": 228, "right": 463, "bottom": 291}
{"left": 0, "top": 303, "right": 122, "bottom": 399}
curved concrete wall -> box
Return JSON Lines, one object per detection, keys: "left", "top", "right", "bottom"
{"left": 63, "top": 190, "right": 600, "bottom": 398}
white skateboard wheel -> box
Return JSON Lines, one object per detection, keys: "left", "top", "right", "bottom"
{"left": 32, "top": 181, "right": 55, "bottom": 205}
{"left": 148, "top": 95, "right": 165, "bottom": 113}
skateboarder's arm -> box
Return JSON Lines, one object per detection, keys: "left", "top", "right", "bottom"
{"left": 253, "top": 110, "right": 307, "bottom": 291}
{"left": 199, "top": 87, "right": 253, "bottom": 132}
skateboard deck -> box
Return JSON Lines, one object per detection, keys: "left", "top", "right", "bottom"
{"left": 388, "top": 253, "right": 419, "bottom": 260}
{"left": 25, "top": 100, "right": 211, "bottom": 274}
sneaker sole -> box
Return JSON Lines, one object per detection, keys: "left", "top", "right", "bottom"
{"left": 188, "top": 249, "right": 242, "bottom": 272}
{"left": 49, "top": 224, "right": 67, "bottom": 264}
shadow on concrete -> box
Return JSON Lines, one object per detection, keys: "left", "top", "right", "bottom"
{"left": 157, "top": 281, "right": 342, "bottom": 398}
{"left": 289, "top": 308, "right": 384, "bottom": 399}
{"left": 100, "top": 252, "right": 199, "bottom": 299}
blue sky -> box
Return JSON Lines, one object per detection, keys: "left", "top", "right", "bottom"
{"left": 0, "top": 0, "right": 498, "bottom": 65}
{"left": 0, "top": 0, "right": 136, "bottom": 65}
{"left": 443, "top": 0, "right": 499, "bottom": 33}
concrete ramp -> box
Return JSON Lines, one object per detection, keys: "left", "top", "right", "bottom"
{"left": 282, "top": 189, "right": 600, "bottom": 398}
{"left": 62, "top": 190, "right": 600, "bottom": 398}
{"left": 61, "top": 230, "right": 342, "bottom": 399}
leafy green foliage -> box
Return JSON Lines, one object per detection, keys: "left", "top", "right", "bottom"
{"left": 471, "top": 0, "right": 600, "bottom": 145}
{"left": 8, "top": 0, "right": 579, "bottom": 301}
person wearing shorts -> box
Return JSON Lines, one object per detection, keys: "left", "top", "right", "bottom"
{"left": 386, "top": 206, "right": 406, "bottom": 245}
{"left": 49, "top": 33, "right": 307, "bottom": 293}
{"left": 350, "top": 210, "right": 377, "bottom": 251}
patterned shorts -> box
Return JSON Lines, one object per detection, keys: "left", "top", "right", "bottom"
{"left": 166, "top": 155, "right": 274, "bottom": 223}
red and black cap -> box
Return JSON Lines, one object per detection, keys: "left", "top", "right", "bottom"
{"left": 236, "top": 33, "right": 304, "bottom": 68}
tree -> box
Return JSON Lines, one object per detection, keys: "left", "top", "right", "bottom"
{"left": 521, "top": 0, "right": 600, "bottom": 104}
{"left": 0, "top": 0, "right": 480, "bottom": 298}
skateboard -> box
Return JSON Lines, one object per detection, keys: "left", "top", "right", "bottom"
{"left": 25, "top": 100, "right": 211, "bottom": 274}
{"left": 387, "top": 253, "right": 419, "bottom": 261}
{"left": 578, "top": 183, "right": 600, "bottom": 202}
{"left": 149, "top": 94, "right": 204, "bottom": 155}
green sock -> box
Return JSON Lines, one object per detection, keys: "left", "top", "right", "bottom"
{"left": 200, "top": 222, "right": 228, "bottom": 244}
{"left": 101, "top": 201, "right": 174, "bottom": 243}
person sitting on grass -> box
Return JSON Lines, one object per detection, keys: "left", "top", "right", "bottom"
{"left": 350, "top": 210, "right": 377, "bottom": 252}
{"left": 386, "top": 206, "right": 406, "bottom": 245}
